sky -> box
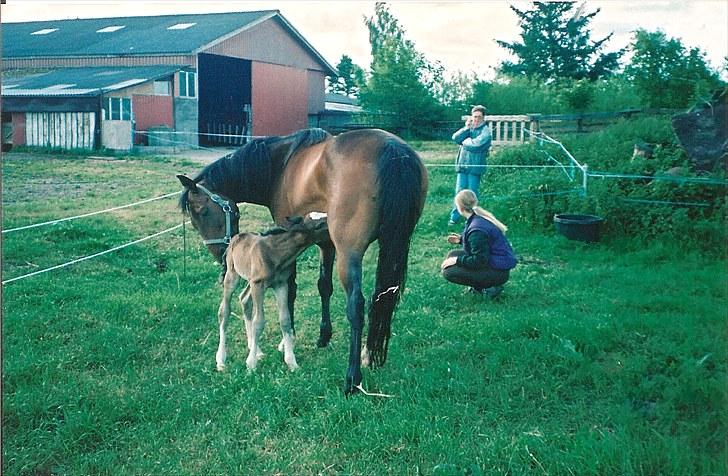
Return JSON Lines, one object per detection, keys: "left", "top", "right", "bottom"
{"left": 2, "top": 0, "right": 727, "bottom": 80}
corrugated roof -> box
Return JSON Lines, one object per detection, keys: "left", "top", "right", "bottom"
{"left": 2, "top": 11, "right": 337, "bottom": 75}
{"left": 325, "top": 93, "right": 359, "bottom": 105}
{"left": 2, "top": 66, "right": 184, "bottom": 97}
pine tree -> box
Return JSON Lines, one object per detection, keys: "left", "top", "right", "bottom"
{"left": 327, "top": 55, "right": 366, "bottom": 98}
{"left": 497, "top": 1, "right": 621, "bottom": 82}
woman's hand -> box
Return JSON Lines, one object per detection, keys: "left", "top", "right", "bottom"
{"left": 446, "top": 233, "right": 461, "bottom": 245}
{"left": 440, "top": 256, "right": 457, "bottom": 270}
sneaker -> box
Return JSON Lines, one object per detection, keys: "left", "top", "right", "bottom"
{"left": 484, "top": 286, "right": 504, "bottom": 299}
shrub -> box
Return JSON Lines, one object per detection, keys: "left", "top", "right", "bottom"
{"left": 487, "top": 116, "right": 726, "bottom": 255}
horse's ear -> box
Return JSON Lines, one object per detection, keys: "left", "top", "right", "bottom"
{"left": 177, "top": 174, "right": 198, "bottom": 191}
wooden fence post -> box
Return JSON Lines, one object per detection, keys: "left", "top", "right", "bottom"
{"left": 528, "top": 114, "right": 541, "bottom": 142}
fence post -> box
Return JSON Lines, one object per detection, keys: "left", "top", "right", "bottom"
{"left": 582, "top": 164, "right": 588, "bottom": 197}
{"left": 528, "top": 114, "right": 541, "bottom": 142}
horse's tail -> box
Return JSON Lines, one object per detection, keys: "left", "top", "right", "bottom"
{"left": 367, "top": 138, "right": 427, "bottom": 367}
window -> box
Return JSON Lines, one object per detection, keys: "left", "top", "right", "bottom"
{"left": 97, "top": 25, "right": 126, "bottom": 33}
{"left": 179, "top": 71, "right": 196, "bottom": 98}
{"left": 104, "top": 97, "right": 132, "bottom": 121}
{"left": 154, "top": 80, "right": 171, "bottom": 96}
{"left": 31, "top": 28, "right": 59, "bottom": 35}
{"left": 167, "top": 23, "right": 196, "bottom": 30}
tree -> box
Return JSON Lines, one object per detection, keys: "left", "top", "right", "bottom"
{"left": 327, "top": 55, "right": 366, "bottom": 97}
{"left": 497, "top": 1, "right": 622, "bottom": 82}
{"left": 360, "top": 2, "right": 444, "bottom": 135}
{"left": 438, "top": 70, "right": 478, "bottom": 119}
{"left": 624, "top": 29, "right": 724, "bottom": 109}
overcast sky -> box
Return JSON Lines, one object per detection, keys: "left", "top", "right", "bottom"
{"left": 2, "top": 1, "right": 727, "bottom": 79}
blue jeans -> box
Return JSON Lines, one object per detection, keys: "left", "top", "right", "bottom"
{"left": 449, "top": 172, "right": 482, "bottom": 222}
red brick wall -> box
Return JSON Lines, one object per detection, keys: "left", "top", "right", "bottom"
{"left": 251, "top": 62, "right": 308, "bottom": 136}
{"left": 132, "top": 95, "right": 173, "bottom": 144}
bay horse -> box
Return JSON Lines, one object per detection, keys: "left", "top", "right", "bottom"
{"left": 217, "top": 213, "right": 329, "bottom": 373}
{"left": 177, "top": 128, "right": 428, "bottom": 394}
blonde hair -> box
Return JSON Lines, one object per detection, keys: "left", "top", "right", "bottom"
{"left": 455, "top": 189, "right": 508, "bottom": 233}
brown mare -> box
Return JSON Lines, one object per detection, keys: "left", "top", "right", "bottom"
{"left": 177, "top": 128, "right": 428, "bottom": 393}
{"left": 217, "top": 214, "right": 329, "bottom": 373}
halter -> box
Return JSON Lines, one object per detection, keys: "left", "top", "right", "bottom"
{"left": 194, "top": 184, "right": 239, "bottom": 247}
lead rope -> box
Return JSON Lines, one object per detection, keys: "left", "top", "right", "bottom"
{"left": 182, "top": 212, "right": 187, "bottom": 278}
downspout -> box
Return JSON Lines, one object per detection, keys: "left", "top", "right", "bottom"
{"left": 95, "top": 89, "right": 103, "bottom": 150}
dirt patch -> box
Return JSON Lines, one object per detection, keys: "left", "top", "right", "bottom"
{"left": 2, "top": 151, "right": 150, "bottom": 204}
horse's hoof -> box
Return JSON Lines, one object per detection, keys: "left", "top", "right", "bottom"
{"left": 216, "top": 364, "right": 226, "bottom": 372}
{"left": 287, "top": 362, "right": 300, "bottom": 372}
{"left": 316, "top": 331, "right": 332, "bottom": 348}
{"left": 343, "top": 382, "right": 361, "bottom": 396}
{"left": 343, "top": 372, "right": 363, "bottom": 396}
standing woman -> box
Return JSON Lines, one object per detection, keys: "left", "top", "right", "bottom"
{"left": 441, "top": 189, "right": 517, "bottom": 298}
{"left": 448, "top": 105, "right": 492, "bottom": 225}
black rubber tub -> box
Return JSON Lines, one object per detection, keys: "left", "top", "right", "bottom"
{"left": 553, "top": 214, "right": 604, "bottom": 243}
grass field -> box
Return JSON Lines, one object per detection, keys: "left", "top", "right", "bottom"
{"left": 2, "top": 145, "right": 726, "bottom": 475}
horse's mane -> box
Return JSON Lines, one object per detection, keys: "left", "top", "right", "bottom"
{"left": 259, "top": 226, "right": 287, "bottom": 237}
{"left": 179, "top": 128, "right": 331, "bottom": 213}
{"left": 281, "top": 128, "right": 331, "bottom": 165}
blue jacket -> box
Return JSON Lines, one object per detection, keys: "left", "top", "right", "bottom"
{"left": 452, "top": 123, "right": 492, "bottom": 175}
{"left": 457, "top": 214, "right": 517, "bottom": 270}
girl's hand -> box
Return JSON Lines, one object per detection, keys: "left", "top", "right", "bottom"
{"left": 446, "top": 233, "right": 461, "bottom": 245}
{"left": 441, "top": 256, "right": 457, "bottom": 270}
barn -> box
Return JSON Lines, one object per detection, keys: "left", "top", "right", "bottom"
{"left": 1, "top": 10, "right": 337, "bottom": 151}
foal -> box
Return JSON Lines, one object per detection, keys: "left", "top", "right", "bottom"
{"left": 216, "top": 214, "right": 329, "bottom": 372}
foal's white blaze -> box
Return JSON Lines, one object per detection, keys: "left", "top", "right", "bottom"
{"left": 307, "top": 211, "right": 327, "bottom": 220}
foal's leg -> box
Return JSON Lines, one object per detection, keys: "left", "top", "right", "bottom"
{"left": 316, "top": 242, "right": 336, "bottom": 347}
{"left": 286, "top": 262, "right": 298, "bottom": 336}
{"left": 245, "top": 283, "right": 266, "bottom": 370}
{"left": 216, "top": 271, "right": 240, "bottom": 371}
{"left": 239, "top": 284, "right": 263, "bottom": 363}
{"left": 274, "top": 283, "right": 299, "bottom": 371}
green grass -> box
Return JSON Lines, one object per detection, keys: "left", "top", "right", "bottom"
{"left": 2, "top": 146, "right": 726, "bottom": 475}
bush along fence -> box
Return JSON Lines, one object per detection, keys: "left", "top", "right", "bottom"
{"left": 424, "top": 108, "right": 682, "bottom": 140}
{"left": 323, "top": 108, "right": 681, "bottom": 141}
{"left": 469, "top": 129, "right": 728, "bottom": 250}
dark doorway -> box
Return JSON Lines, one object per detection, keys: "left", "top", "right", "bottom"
{"left": 198, "top": 53, "right": 252, "bottom": 146}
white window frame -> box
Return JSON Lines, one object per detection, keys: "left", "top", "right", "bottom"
{"left": 105, "top": 97, "right": 132, "bottom": 121}
{"left": 179, "top": 71, "right": 197, "bottom": 98}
